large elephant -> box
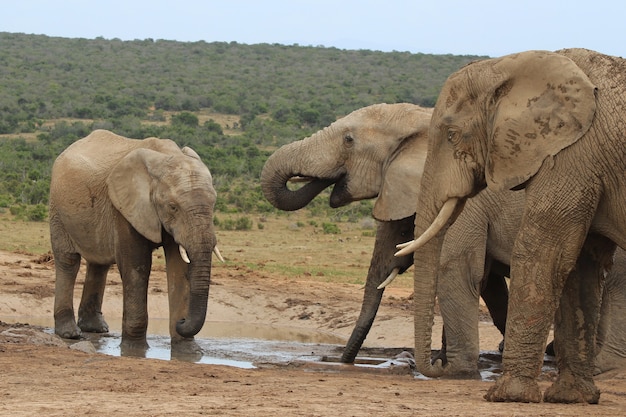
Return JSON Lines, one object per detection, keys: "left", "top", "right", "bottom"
{"left": 50, "top": 129, "right": 221, "bottom": 351}
{"left": 396, "top": 48, "right": 626, "bottom": 403}
{"left": 261, "top": 103, "right": 433, "bottom": 362}
{"left": 261, "top": 103, "right": 512, "bottom": 364}
{"left": 434, "top": 188, "right": 626, "bottom": 378}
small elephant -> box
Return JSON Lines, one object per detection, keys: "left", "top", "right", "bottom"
{"left": 396, "top": 48, "right": 626, "bottom": 403}
{"left": 50, "top": 130, "right": 221, "bottom": 350}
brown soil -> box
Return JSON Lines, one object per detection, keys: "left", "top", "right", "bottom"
{"left": 1, "top": 241, "right": 625, "bottom": 415}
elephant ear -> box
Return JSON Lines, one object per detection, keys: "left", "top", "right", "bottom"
{"left": 487, "top": 51, "right": 597, "bottom": 191}
{"left": 107, "top": 148, "right": 165, "bottom": 243}
{"left": 181, "top": 146, "right": 201, "bottom": 160}
{"left": 373, "top": 134, "right": 428, "bottom": 221}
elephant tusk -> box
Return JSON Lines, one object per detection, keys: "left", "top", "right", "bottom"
{"left": 377, "top": 267, "right": 400, "bottom": 289}
{"left": 288, "top": 176, "right": 314, "bottom": 183}
{"left": 395, "top": 198, "right": 458, "bottom": 257}
{"left": 179, "top": 245, "right": 191, "bottom": 264}
{"left": 214, "top": 246, "right": 225, "bottom": 263}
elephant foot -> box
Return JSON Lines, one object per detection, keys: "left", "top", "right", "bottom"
{"left": 120, "top": 337, "right": 149, "bottom": 358}
{"left": 443, "top": 361, "right": 481, "bottom": 380}
{"left": 54, "top": 311, "right": 82, "bottom": 339}
{"left": 594, "top": 350, "right": 626, "bottom": 375}
{"left": 543, "top": 371, "right": 599, "bottom": 404}
{"left": 77, "top": 312, "right": 109, "bottom": 333}
{"left": 171, "top": 338, "right": 204, "bottom": 362}
{"left": 485, "top": 374, "right": 542, "bottom": 403}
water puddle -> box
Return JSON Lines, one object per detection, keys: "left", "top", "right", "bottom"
{"left": 1, "top": 316, "right": 555, "bottom": 380}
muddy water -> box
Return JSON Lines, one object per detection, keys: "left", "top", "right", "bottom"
{"left": 1, "top": 315, "right": 556, "bottom": 380}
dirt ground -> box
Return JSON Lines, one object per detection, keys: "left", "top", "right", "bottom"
{"left": 1, "top": 245, "right": 626, "bottom": 416}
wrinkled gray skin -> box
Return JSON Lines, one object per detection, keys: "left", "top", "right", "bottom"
{"left": 261, "top": 103, "right": 513, "bottom": 364}
{"left": 261, "top": 102, "right": 626, "bottom": 378}
{"left": 437, "top": 188, "right": 626, "bottom": 378}
{"left": 261, "top": 103, "right": 432, "bottom": 362}
{"left": 50, "top": 130, "right": 218, "bottom": 352}
{"left": 399, "top": 48, "right": 626, "bottom": 403}
{"left": 595, "top": 249, "right": 626, "bottom": 374}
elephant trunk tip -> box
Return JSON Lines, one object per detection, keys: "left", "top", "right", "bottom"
{"left": 175, "top": 317, "right": 205, "bottom": 339}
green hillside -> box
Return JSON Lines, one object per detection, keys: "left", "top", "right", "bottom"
{"left": 0, "top": 32, "right": 485, "bottom": 220}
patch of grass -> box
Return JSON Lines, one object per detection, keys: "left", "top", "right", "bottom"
{"left": 0, "top": 212, "right": 50, "bottom": 254}
{"left": 1, "top": 210, "right": 418, "bottom": 289}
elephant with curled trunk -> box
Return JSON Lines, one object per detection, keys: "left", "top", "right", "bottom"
{"left": 261, "top": 102, "right": 626, "bottom": 377}
{"left": 50, "top": 129, "right": 222, "bottom": 351}
{"left": 262, "top": 103, "right": 432, "bottom": 362}
{"left": 261, "top": 103, "right": 512, "bottom": 364}
{"left": 396, "top": 48, "right": 626, "bottom": 403}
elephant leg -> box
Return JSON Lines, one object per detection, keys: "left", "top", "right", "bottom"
{"left": 53, "top": 251, "right": 82, "bottom": 339}
{"left": 480, "top": 261, "right": 509, "bottom": 352}
{"left": 486, "top": 220, "right": 591, "bottom": 402}
{"left": 77, "top": 262, "right": 110, "bottom": 333}
{"left": 544, "top": 235, "right": 614, "bottom": 403}
{"left": 115, "top": 215, "right": 152, "bottom": 350}
{"left": 594, "top": 249, "right": 626, "bottom": 373}
{"left": 437, "top": 255, "right": 482, "bottom": 378}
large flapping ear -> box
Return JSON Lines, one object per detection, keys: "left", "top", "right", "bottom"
{"left": 373, "top": 133, "right": 428, "bottom": 221}
{"left": 107, "top": 148, "right": 165, "bottom": 243}
{"left": 487, "top": 51, "right": 597, "bottom": 191}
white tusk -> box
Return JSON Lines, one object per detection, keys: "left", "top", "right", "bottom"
{"left": 179, "top": 245, "right": 191, "bottom": 264}
{"left": 377, "top": 267, "right": 400, "bottom": 289}
{"left": 289, "top": 176, "right": 314, "bottom": 183}
{"left": 213, "top": 246, "right": 225, "bottom": 263}
{"left": 394, "top": 198, "right": 458, "bottom": 257}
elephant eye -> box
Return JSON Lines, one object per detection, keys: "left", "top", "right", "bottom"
{"left": 168, "top": 202, "right": 178, "bottom": 213}
{"left": 344, "top": 134, "right": 354, "bottom": 146}
{"left": 447, "top": 129, "right": 461, "bottom": 145}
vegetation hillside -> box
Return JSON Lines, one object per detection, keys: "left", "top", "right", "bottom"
{"left": 0, "top": 32, "right": 485, "bottom": 223}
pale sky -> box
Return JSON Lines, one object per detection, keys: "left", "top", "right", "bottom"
{"left": 2, "top": 0, "right": 624, "bottom": 58}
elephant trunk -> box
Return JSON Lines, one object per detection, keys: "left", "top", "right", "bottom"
{"left": 341, "top": 283, "right": 385, "bottom": 363}
{"left": 342, "top": 216, "right": 415, "bottom": 363}
{"left": 409, "top": 198, "right": 459, "bottom": 378}
{"left": 176, "top": 258, "right": 212, "bottom": 338}
{"left": 261, "top": 137, "right": 338, "bottom": 211}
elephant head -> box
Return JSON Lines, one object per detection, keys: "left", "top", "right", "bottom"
{"left": 261, "top": 103, "right": 432, "bottom": 217}
{"left": 107, "top": 142, "right": 219, "bottom": 339}
{"left": 395, "top": 50, "right": 599, "bottom": 379}
{"left": 261, "top": 103, "right": 432, "bottom": 362}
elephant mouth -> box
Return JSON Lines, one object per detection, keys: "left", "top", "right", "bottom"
{"left": 288, "top": 174, "right": 351, "bottom": 208}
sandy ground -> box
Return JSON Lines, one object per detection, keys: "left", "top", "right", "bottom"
{"left": 1, "top": 249, "right": 626, "bottom": 416}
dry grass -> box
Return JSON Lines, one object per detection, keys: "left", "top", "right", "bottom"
{"left": 0, "top": 210, "right": 415, "bottom": 289}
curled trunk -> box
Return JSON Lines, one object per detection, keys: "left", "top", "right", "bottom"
{"left": 261, "top": 139, "right": 338, "bottom": 211}
{"left": 176, "top": 259, "right": 212, "bottom": 338}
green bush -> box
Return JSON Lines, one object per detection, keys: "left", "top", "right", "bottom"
{"left": 322, "top": 222, "right": 341, "bottom": 234}
{"left": 219, "top": 216, "right": 253, "bottom": 231}
{"left": 27, "top": 204, "right": 48, "bottom": 221}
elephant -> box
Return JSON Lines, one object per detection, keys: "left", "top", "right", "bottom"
{"left": 261, "top": 103, "right": 433, "bottom": 362}
{"left": 260, "top": 103, "right": 513, "bottom": 364}
{"left": 395, "top": 48, "right": 626, "bottom": 403}
{"left": 433, "top": 188, "right": 626, "bottom": 378}
{"left": 50, "top": 129, "right": 222, "bottom": 351}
